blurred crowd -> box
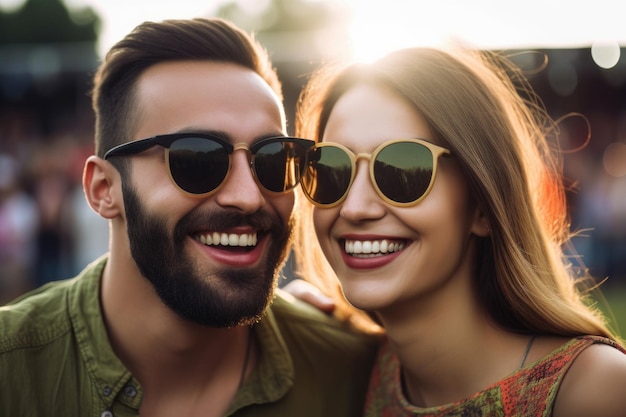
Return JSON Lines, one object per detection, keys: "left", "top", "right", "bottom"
{"left": 554, "top": 101, "right": 626, "bottom": 289}
{"left": 0, "top": 109, "right": 109, "bottom": 304}
{"left": 567, "top": 142, "right": 626, "bottom": 287}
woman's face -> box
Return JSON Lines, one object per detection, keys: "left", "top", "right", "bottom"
{"left": 312, "top": 84, "right": 489, "bottom": 314}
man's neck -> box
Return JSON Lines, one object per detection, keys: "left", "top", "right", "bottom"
{"left": 100, "top": 253, "right": 256, "bottom": 416}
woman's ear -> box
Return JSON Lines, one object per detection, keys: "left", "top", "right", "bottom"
{"left": 83, "top": 156, "right": 123, "bottom": 220}
{"left": 471, "top": 206, "right": 491, "bottom": 237}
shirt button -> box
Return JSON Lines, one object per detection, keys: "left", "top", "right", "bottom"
{"left": 103, "top": 387, "right": 112, "bottom": 397}
{"left": 124, "top": 384, "right": 137, "bottom": 398}
{"left": 101, "top": 411, "right": 113, "bottom": 417}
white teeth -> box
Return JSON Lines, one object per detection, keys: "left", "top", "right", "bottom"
{"left": 344, "top": 239, "right": 405, "bottom": 256}
{"left": 195, "top": 232, "right": 258, "bottom": 247}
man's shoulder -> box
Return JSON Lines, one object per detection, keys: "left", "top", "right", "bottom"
{"left": 0, "top": 265, "right": 107, "bottom": 414}
{"left": 244, "top": 288, "right": 379, "bottom": 416}
{"left": 269, "top": 288, "right": 380, "bottom": 350}
{"left": 0, "top": 255, "right": 107, "bottom": 352}
{"left": 0, "top": 278, "right": 78, "bottom": 352}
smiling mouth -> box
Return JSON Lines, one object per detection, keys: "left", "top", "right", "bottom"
{"left": 194, "top": 231, "right": 258, "bottom": 250}
{"left": 343, "top": 239, "right": 407, "bottom": 258}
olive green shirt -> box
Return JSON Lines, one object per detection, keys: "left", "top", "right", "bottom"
{"left": 0, "top": 256, "right": 378, "bottom": 416}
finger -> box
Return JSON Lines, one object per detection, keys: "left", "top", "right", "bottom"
{"left": 283, "top": 279, "right": 336, "bottom": 314}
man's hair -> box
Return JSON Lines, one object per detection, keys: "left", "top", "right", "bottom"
{"left": 91, "top": 17, "right": 282, "bottom": 158}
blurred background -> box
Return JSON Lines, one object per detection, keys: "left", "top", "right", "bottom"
{"left": 0, "top": 0, "right": 624, "bottom": 332}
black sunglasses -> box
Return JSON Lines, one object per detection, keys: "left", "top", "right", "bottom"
{"left": 301, "top": 138, "right": 451, "bottom": 207}
{"left": 104, "top": 133, "right": 315, "bottom": 196}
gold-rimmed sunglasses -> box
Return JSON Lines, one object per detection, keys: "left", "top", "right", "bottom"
{"left": 301, "top": 138, "right": 451, "bottom": 207}
{"left": 104, "top": 133, "right": 315, "bottom": 197}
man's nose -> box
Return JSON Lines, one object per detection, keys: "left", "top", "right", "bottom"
{"left": 213, "top": 149, "right": 265, "bottom": 213}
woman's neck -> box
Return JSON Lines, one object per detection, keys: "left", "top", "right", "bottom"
{"left": 378, "top": 293, "right": 531, "bottom": 408}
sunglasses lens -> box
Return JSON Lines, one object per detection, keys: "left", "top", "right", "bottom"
{"left": 302, "top": 146, "right": 352, "bottom": 205}
{"left": 374, "top": 141, "right": 434, "bottom": 203}
{"left": 254, "top": 141, "right": 309, "bottom": 192}
{"left": 168, "top": 137, "right": 229, "bottom": 194}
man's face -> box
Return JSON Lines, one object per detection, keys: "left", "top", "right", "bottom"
{"left": 119, "top": 61, "right": 293, "bottom": 327}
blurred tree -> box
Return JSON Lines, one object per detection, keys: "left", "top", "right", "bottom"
{"left": 0, "top": 0, "right": 99, "bottom": 44}
{"left": 216, "top": 0, "right": 335, "bottom": 32}
{"left": 215, "top": 0, "right": 350, "bottom": 134}
{"left": 215, "top": 0, "right": 350, "bottom": 63}
{"left": 0, "top": 0, "right": 101, "bottom": 137}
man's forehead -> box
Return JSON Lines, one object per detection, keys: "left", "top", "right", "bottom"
{"left": 132, "top": 61, "right": 286, "bottom": 141}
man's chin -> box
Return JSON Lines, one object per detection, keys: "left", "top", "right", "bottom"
{"left": 152, "top": 265, "right": 276, "bottom": 328}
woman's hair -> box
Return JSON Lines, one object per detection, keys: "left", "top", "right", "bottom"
{"left": 295, "top": 45, "right": 620, "bottom": 340}
{"left": 91, "top": 17, "right": 282, "bottom": 159}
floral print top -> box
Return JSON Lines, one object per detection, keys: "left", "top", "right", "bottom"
{"left": 364, "top": 335, "right": 626, "bottom": 417}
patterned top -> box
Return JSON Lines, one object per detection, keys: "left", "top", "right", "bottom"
{"left": 364, "top": 335, "right": 626, "bottom": 417}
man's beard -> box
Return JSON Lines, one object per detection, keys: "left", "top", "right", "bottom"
{"left": 122, "top": 182, "right": 293, "bottom": 327}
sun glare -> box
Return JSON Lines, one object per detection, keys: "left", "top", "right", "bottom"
{"left": 337, "top": 0, "right": 626, "bottom": 65}
{"left": 339, "top": 1, "right": 523, "bottom": 64}
{"left": 346, "top": 18, "right": 446, "bottom": 64}
{"left": 343, "top": 3, "right": 453, "bottom": 64}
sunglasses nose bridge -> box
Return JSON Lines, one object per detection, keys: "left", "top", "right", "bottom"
{"left": 353, "top": 152, "right": 374, "bottom": 184}
{"left": 231, "top": 142, "right": 255, "bottom": 167}
{"left": 339, "top": 154, "right": 387, "bottom": 219}
{"left": 230, "top": 143, "right": 257, "bottom": 174}
{"left": 213, "top": 143, "right": 266, "bottom": 210}
{"left": 354, "top": 152, "right": 372, "bottom": 163}
{"left": 344, "top": 152, "right": 377, "bottom": 197}
{"left": 232, "top": 142, "right": 252, "bottom": 155}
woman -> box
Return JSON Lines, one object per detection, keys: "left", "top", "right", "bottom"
{"left": 293, "top": 46, "right": 626, "bottom": 416}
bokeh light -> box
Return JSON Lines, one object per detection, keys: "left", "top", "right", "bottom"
{"left": 0, "top": 0, "right": 23, "bottom": 11}
{"left": 603, "top": 142, "right": 626, "bottom": 177}
{"left": 548, "top": 61, "right": 578, "bottom": 96}
{"left": 591, "top": 41, "right": 621, "bottom": 69}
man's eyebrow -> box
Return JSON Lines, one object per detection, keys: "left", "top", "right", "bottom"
{"left": 173, "top": 128, "right": 230, "bottom": 141}
{"left": 173, "top": 128, "right": 287, "bottom": 144}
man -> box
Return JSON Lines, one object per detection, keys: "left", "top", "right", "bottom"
{"left": 0, "top": 18, "right": 378, "bottom": 416}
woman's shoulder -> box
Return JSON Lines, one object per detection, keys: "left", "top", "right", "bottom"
{"left": 552, "top": 336, "right": 626, "bottom": 417}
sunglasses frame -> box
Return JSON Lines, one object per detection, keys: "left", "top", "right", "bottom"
{"left": 104, "top": 132, "right": 315, "bottom": 197}
{"left": 302, "top": 138, "right": 451, "bottom": 208}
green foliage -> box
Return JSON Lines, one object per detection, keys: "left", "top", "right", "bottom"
{"left": 0, "top": 0, "right": 100, "bottom": 45}
{"left": 215, "top": 0, "right": 338, "bottom": 33}
{"left": 603, "top": 286, "right": 626, "bottom": 338}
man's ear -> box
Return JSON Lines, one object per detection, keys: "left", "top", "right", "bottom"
{"left": 83, "top": 156, "right": 123, "bottom": 219}
{"left": 470, "top": 205, "right": 491, "bottom": 238}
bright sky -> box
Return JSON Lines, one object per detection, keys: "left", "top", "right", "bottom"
{"left": 1, "top": 0, "right": 625, "bottom": 65}
{"left": 343, "top": 0, "right": 626, "bottom": 64}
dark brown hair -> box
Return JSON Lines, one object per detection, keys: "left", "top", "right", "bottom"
{"left": 91, "top": 17, "right": 282, "bottom": 158}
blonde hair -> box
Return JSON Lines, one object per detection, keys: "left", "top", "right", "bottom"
{"left": 295, "top": 45, "right": 620, "bottom": 340}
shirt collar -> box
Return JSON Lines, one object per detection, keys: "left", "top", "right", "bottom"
{"left": 68, "top": 255, "right": 142, "bottom": 409}
{"left": 67, "top": 255, "right": 296, "bottom": 413}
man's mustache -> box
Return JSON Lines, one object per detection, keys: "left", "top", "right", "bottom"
{"left": 175, "top": 208, "right": 279, "bottom": 239}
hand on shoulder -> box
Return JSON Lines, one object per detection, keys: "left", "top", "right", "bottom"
{"left": 281, "top": 279, "right": 336, "bottom": 314}
{"left": 554, "top": 342, "right": 626, "bottom": 417}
